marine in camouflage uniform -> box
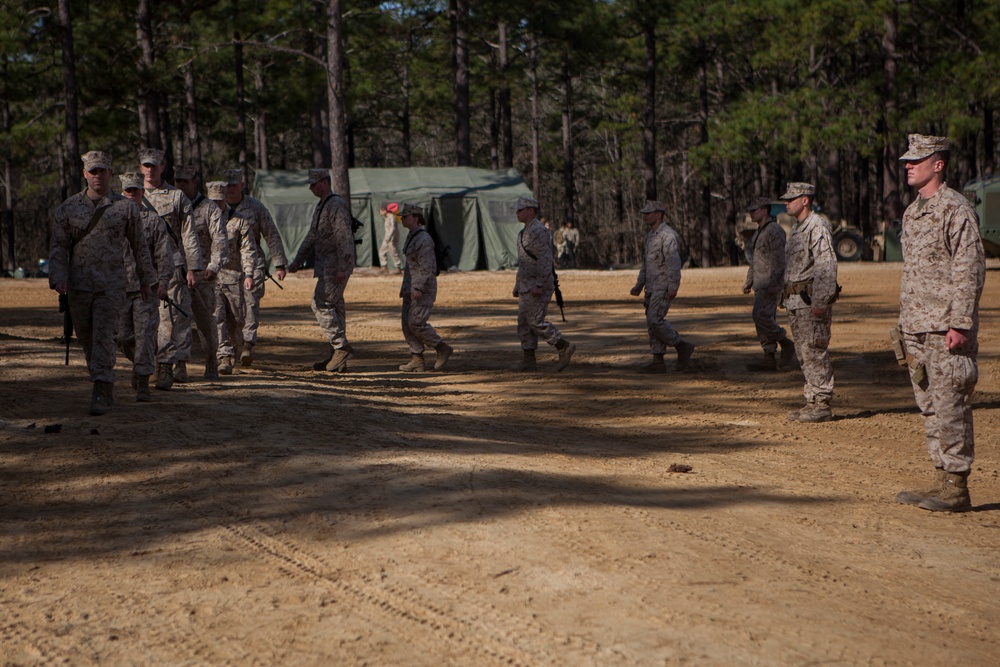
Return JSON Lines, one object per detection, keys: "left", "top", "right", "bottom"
{"left": 780, "top": 182, "right": 838, "bottom": 422}
{"left": 894, "top": 134, "right": 986, "bottom": 513}
{"left": 395, "top": 203, "right": 452, "bottom": 372}
{"left": 222, "top": 169, "right": 287, "bottom": 367}
{"left": 512, "top": 196, "right": 575, "bottom": 372}
{"left": 174, "top": 166, "right": 229, "bottom": 380}
{"left": 205, "top": 182, "right": 256, "bottom": 375}
{"left": 288, "top": 169, "right": 356, "bottom": 373}
{"left": 379, "top": 204, "right": 402, "bottom": 272}
{"left": 741, "top": 195, "right": 794, "bottom": 371}
{"left": 139, "top": 148, "right": 203, "bottom": 389}
{"left": 630, "top": 200, "right": 695, "bottom": 373}
{"left": 116, "top": 172, "right": 174, "bottom": 401}
{"left": 48, "top": 151, "right": 157, "bottom": 416}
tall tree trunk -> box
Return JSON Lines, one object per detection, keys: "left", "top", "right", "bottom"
{"left": 57, "top": 0, "right": 80, "bottom": 195}
{"left": 255, "top": 60, "right": 268, "bottom": 170}
{"left": 698, "top": 50, "right": 711, "bottom": 267}
{"left": 136, "top": 0, "right": 160, "bottom": 148}
{"left": 859, "top": 155, "right": 871, "bottom": 237}
{"left": 827, "top": 148, "right": 843, "bottom": 223}
{"left": 183, "top": 60, "right": 202, "bottom": 177}
{"left": 450, "top": 0, "right": 470, "bottom": 166}
{"left": 326, "top": 0, "right": 350, "bottom": 198}
{"left": 528, "top": 35, "right": 540, "bottom": 195}
{"left": 881, "top": 9, "right": 900, "bottom": 223}
{"left": 985, "top": 103, "right": 995, "bottom": 176}
{"left": 234, "top": 31, "right": 248, "bottom": 182}
{"left": 498, "top": 20, "right": 513, "bottom": 169}
{"left": 489, "top": 88, "right": 499, "bottom": 170}
{"left": 401, "top": 61, "right": 412, "bottom": 166}
{"left": 643, "top": 20, "right": 657, "bottom": 201}
{"left": 1, "top": 71, "right": 13, "bottom": 272}
{"left": 560, "top": 53, "right": 575, "bottom": 224}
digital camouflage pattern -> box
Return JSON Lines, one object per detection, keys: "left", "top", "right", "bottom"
{"left": 215, "top": 210, "right": 258, "bottom": 360}
{"left": 900, "top": 182, "right": 985, "bottom": 473}
{"left": 119, "top": 207, "right": 173, "bottom": 377}
{"left": 784, "top": 212, "right": 838, "bottom": 311}
{"left": 633, "top": 221, "right": 684, "bottom": 352}
{"left": 516, "top": 217, "right": 563, "bottom": 350}
{"left": 232, "top": 195, "right": 287, "bottom": 346}
{"left": 743, "top": 217, "right": 787, "bottom": 353}
{"left": 292, "top": 194, "right": 356, "bottom": 350}
{"left": 400, "top": 227, "right": 441, "bottom": 354}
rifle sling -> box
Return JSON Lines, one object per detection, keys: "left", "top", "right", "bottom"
{"left": 518, "top": 229, "right": 561, "bottom": 283}
{"left": 74, "top": 199, "right": 111, "bottom": 249}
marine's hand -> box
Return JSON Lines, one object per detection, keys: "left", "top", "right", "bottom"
{"left": 667, "top": 289, "right": 678, "bottom": 299}
{"left": 204, "top": 268, "right": 216, "bottom": 281}
{"left": 186, "top": 270, "right": 196, "bottom": 289}
{"left": 811, "top": 306, "right": 827, "bottom": 318}
{"left": 140, "top": 284, "right": 152, "bottom": 300}
{"left": 276, "top": 267, "right": 287, "bottom": 281}
{"left": 157, "top": 284, "right": 168, "bottom": 300}
{"left": 512, "top": 288, "right": 519, "bottom": 298}
{"left": 411, "top": 289, "right": 422, "bottom": 300}
{"left": 54, "top": 281, "right": 68, "bottom": 295}
{"left": 335, "top": 270, "right": 349, "bottom": 283}
{"left": 531, "top": 286, "right": 543, "bottom": 297}
{"left": 742, "top": 284, "right": 752, "bottom": 295}
{"left": 630, "top": 286, "right": 642, "bottom": 297}
{"left": 287, "top": 261, "right": 300, "bottom": 274}
{"left": 244, "top": 276, "right": 254, "bottom": 291}
{"left": 946, "top": 328, "right": 969, "bottom": 351}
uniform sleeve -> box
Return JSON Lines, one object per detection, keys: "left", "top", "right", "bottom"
{"left": 257, "top": 203, "right": 287, "bottom": 267}
{"left": 946, "top": 211, "right": 986, "bottom": 331}
{"left": 208, "top": 204, "right": 228, "bottom": 275}
{"left": 48, "top": 205, "right": 72, "bottom": 288}
{"left": 330, "top": 201, "right": 357, "bottom": 274}
{"left": 525, "top": 223, "right": 553, "bottom": 289}
{"left": 809, "top": 224, "right": 838, "bottom": 307}
{"left": 179, "top": 194, "right": 204, "bottom": 271}
{"left": 292, "top": 208, "right": 319, "bottom": 268}
{"left": 409, "top": 231, "right": 437, "bottom": 292}
{"left": 239, "top": 221, "right": 257, "bottom": 277}
{"left": 634, "top": 234, "right": 648, "bottom": 292}
{"left": 127, "top": 204, "right": 157, "bottom": 288}
{"left": 151, "top": 216, "right": 176, "bottom": 289}
{"left": 660, "top": 231, "right": 682, "bottom": 295}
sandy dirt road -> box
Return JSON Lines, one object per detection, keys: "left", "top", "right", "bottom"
{"left": 1, "top": 262, "right": 999, "bottom": 666}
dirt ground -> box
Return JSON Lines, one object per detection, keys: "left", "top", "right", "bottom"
{"left": 1, "top": 262, "right": 999, "bottom": 666}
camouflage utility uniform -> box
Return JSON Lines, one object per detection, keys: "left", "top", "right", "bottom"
{"left": 189, "top": 192, "right": 229, "bottom": 376}
{"left": 233, "top": 195, "right": 287, "bottom": 349}
{"left": 743, "top": 216, "right": 788, "bottom": 356}
{"left": 145, "top": 183, "right": 201, "bottom": 370}
{"left": 291, "top": 194, "right": 356, "bottom": 353}
{"left": 119, "top": 209, "right": 174, "bottom": 378}
{"left": 516, "top": 217, "right": 564, "bottom": 351}
{"left": 400, "top": 226, "right": 441, "bottom": 355}
{"left": 215, "top": 211, "right": 257, "bottom": 366}
{"left": 784, "top": 212, "right": 837, "bottom": 408}
{"left": 49, "top": 191, "right": 156, "bottom": 385}
{"left": 634, "top": 222, "right": 684, "bottom": 352}
{"left": 900, "top": 184, "right": 985, "bottom": 481}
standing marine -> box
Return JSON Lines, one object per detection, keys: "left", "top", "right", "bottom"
{"left": 742, "top": 195, "right": 794, "bottom": 371}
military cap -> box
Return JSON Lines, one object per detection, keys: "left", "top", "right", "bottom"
{"left": 899, "top": 133, "right": 950, "bottom": 161}
{"left": 745, "top": 195, "right": 772, "bottom": 212}
{"left": 780, "top": 182, "right": 816, "bottom": 200}
{"left": 511, "top": 196, "right": 540, "bottom": 212}
{"left": 173, "top": 165, "right": 197, "bottom": 180}
{"left": 119, "top": 172, "right": 143, "bottom": 191}
{"left": 397, "top": 202, "right": 423, "bottom": 218}
{"left": 307, "top": 168, "right": 330, "bottom": 185}
{"left": 222, "top": 169, "right": 243, "bottom": 186}
{"left": 139, "top": 148, "right": 165, "bottom": 166}
{"left": 205, "top": 181, "right": 226, "bottom": 201}
{"left": 639, "top": 200, "right": 667, "bottom": 214}
{"left": 81, "top": 151, "right": 112, "bottom": 171}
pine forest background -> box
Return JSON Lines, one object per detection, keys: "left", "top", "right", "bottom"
{"left": 2, "top": 0, "right": 999, "bottom": 272}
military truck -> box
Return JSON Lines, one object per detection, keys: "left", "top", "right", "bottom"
{"left": 963, "top": 174, "right": 1000, "bottom": 256}
{"left": 735, "top": 203, "right": 866, "bottom": 262}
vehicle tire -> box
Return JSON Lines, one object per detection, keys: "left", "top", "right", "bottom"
{"left": 833, "top": 229, "right": 864, "bottom": 262}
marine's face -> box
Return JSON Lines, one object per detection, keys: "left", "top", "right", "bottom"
{"left": 141, "top": 162, "right": 164, "bottom": 185}
{"left": 225, "top": 182, "right": 243, "bottom": 206}
{"left": 83, "top": 167, "right": 111, "bottom": 196}
{"left": 400, "top": 213, "right": 419, "bottom": 232}
{"left": 174, "top": 177, "right": 198, "bottom": 199}
{"left": 904, "top": 154, "right": 944, "bottom": 191}
{"left": 122, "top": 186, "right": 144, "bottom": 205}
{"left": 515, "top": 207, "right": 536, "bottom": 224}
{"left": 750, "top": 206, "right": 769, "bottom": 223}
{"left": 642, "top": 210, "right": 662, "bottom": 227}
{"left": 784, "top": 195, "right": 806, "bottom": 218}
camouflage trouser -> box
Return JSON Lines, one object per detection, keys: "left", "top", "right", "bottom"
{"left": 401, "top": 289, "right": 441, "bottom": 354}
{"left": 311, "top": 277, "right": 350, "bottom": 349}
{"left": 904, "top": 331, "right": 978, "bottom": 473}
{"left": 752, "top": 288, "right": 786, "bottom": 353}
{"left": 215, "top": 281, "right": 246, "bottom": 359}
{"left": 788, "top": 307, "right": 834, "bottom": 403}
{"left": 118, "top": 291, "right": 160, "bottom": 376}
{"left": 242, "top": 265, "right": 266, "bottom": 346}
{"left": 69, "top": 288, "right": 125, "bottom": 383}
{"left": 157, "top": 267, "right": 193, "bottom": 364}
{"left": 189, "top": 277, "right": 219, "bottom": 371}
{"left": 518, "top": 289, "right": 562, "bottom": 350}
{"left": 644, "top": 291, "right": 681, "bottom": 353}
{"left": 379, "top": 237, "right": 401, "bottom": 270}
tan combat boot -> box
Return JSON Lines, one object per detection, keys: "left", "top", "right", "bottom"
{"left": 918, "top": 471, "right": 972, "bottom": 512}
{"left": 638, "top": 353, "right": 667, "bottom": 373}
{"left": 155, "top": 363, "right": 174, "bottom": 390}
{"left": 326, "top": 344, "right": 354, "bottom": 372}
{"left": 434, "top": 342, "right": 454, "bottom": 371}
{"left": 136, "top": 375, "right": 152, "bottom": 402}
{"left": 555, "top": 338, "right": 576, "bottom": 371}
{"left": 313, "top": 346, "right": 335, "bottom": 371}
{"left": 518, "top": 349, "right": 537, "bottom": 372}
{"left": 795, "top": 400, "right": 833, "bottom": 423}
{"left": 174, "top": 360, "right": 189, "bottom": 382}
{"left": 400, "top": 353, "right": 426, "bottom": 372}
{"left": 240, "top": 343, "right": 254, "bottom": 367}
{"left": 675, "top": 340, "right": 695, "bottom": 371}
{"left": 777, "top": 338, "right": 796, "bottom": 371}
{"left": 89, "top": 381, "right": 110, "bottom": 416}
{"left": 746, "top": 351, "right": 777, "bottom": 372}
{"left": 218, "top": 355, "right": 235, "bottom": 375}
{"left": 896, "top": 468, "right": 946, "bottom": 506}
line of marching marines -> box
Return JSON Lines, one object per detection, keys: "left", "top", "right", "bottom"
{"left": 49, "top": 134, "right": 986, "bottom": 513}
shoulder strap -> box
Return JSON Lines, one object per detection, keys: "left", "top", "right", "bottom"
{"left": 518, "top": 229, "right": 537, "bottom": 261}
{"left": 73, "top": 196, "right": 111, "bottom": 247}
{"left": 144, "top": 195, "right": 180, "bottom": 246}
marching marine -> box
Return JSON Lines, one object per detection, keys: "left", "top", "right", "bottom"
{"left": 742, "top": 196, "right": 794, "bottom": 371}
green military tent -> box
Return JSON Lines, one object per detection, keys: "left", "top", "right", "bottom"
{"left": 251, "top": 167, "right": 536, "bottom": 271}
